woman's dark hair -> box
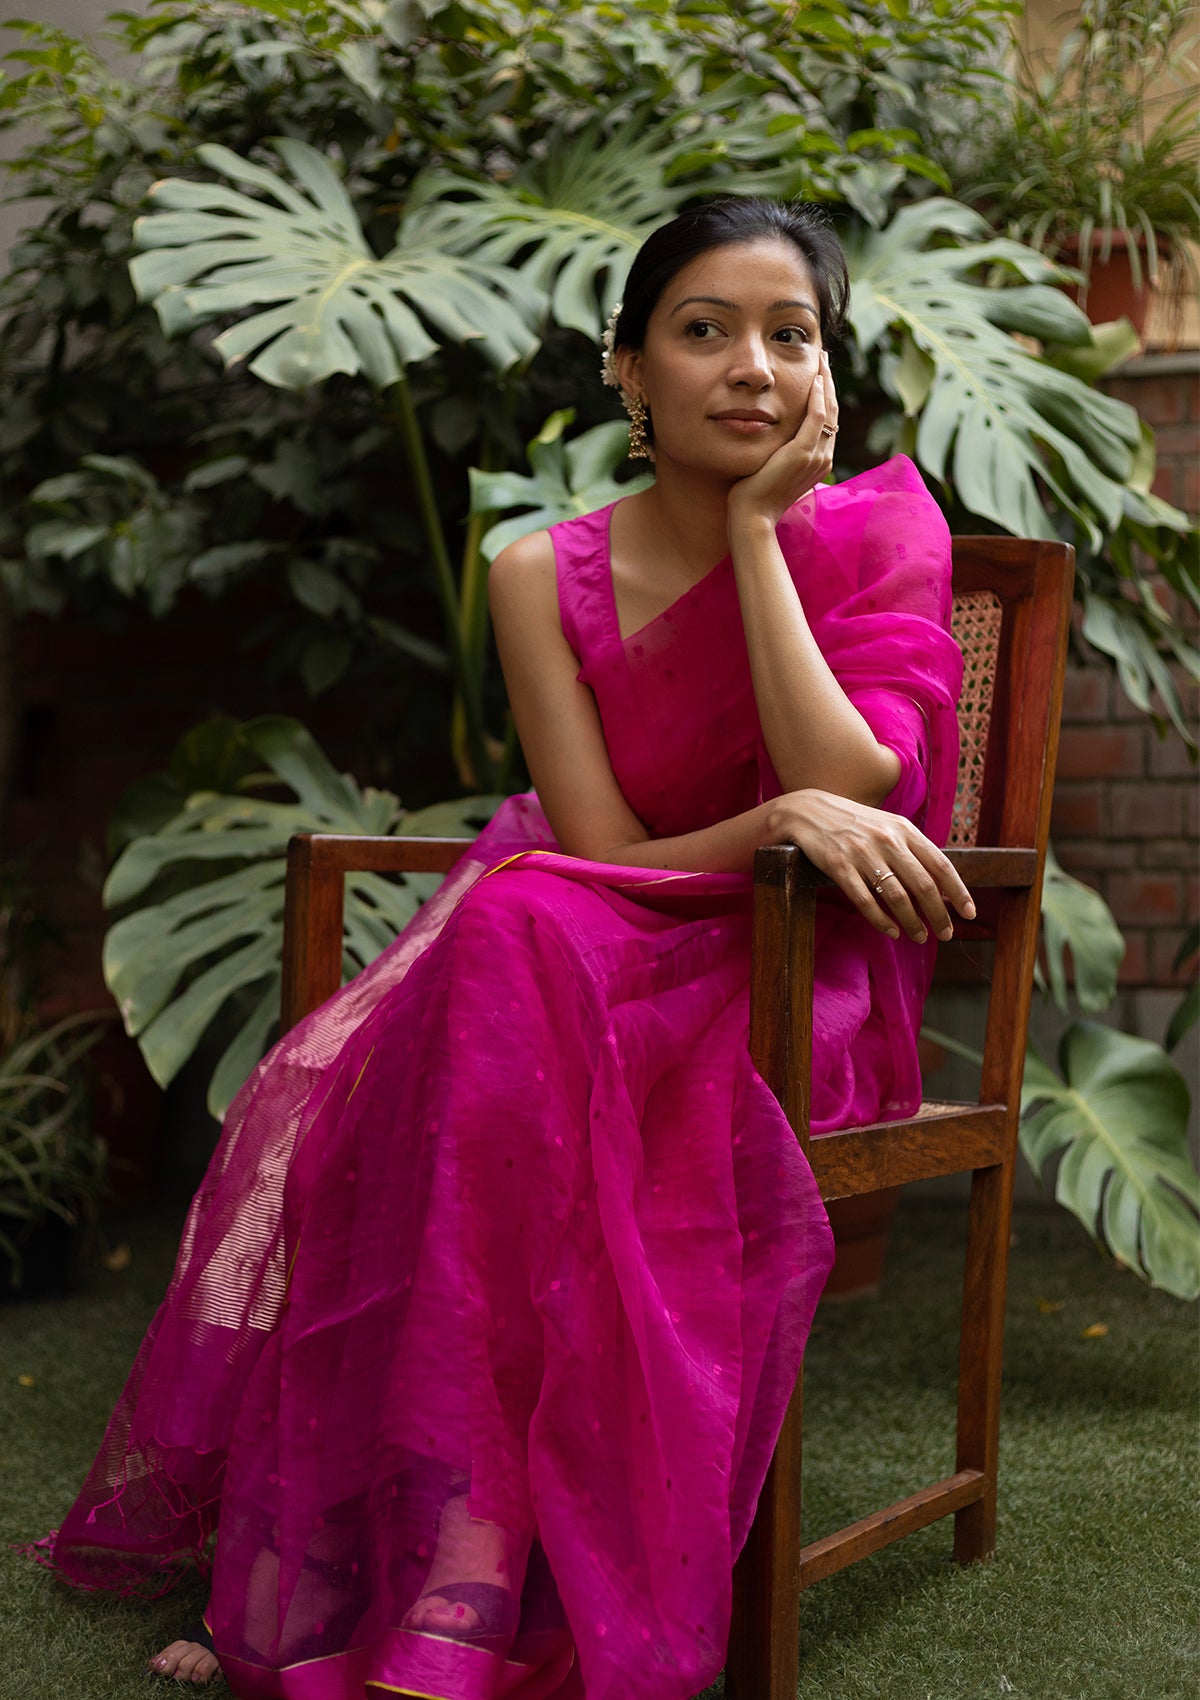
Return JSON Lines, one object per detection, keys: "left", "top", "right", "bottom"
{"left": 613, "top": 197, "right": 849, "bottom": 352}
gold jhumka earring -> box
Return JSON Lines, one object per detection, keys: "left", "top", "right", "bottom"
{"left": 625, "top": 394, "right": 651, "bottom": 460}
{"left": 601, "top": 299, "right": 653, "bottom": 463}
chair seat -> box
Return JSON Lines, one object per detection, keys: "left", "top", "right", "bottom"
{"left": 810, "top": 1101, "right": 1007, "bottom": 1199}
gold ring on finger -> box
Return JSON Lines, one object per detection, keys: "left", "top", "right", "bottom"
{"left": 820, "top": 424, "right": 837, "bottom": 439}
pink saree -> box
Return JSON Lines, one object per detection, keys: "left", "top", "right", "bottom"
{"left": 40, "top": 456, "right": 962, "bottom": 1699}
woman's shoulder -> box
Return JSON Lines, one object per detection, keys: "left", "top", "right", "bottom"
{"left": 488, "top": 527, "right": 557, "bottom": 624}
{"left": 489, "top": 524, "right": 589, "bottom": 676}
{"left": 490, "top": 502, "right": 615, "bottom": 589}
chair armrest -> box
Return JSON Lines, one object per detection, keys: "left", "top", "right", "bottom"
{"left": 752, "top": 842, "right": 1038, "bottom": 891}
{"left": 281, "top": 832, "right": 474, "bottom": 1031}
{"left": 749, "top": 842, "right": 1042, "bottom": 1153}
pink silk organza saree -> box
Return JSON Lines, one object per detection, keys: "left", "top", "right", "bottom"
{"left": 39, "top": 457, "right": 962, "bottom": 1700}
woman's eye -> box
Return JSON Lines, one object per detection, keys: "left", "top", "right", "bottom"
{"left": 684, "top": 319, "right": 721, "bottom": 340}
{"left": 774, "top": 326, "right": 809, "bottom": 345}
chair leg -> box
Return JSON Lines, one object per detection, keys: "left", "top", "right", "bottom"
{"left": 953, "top": 1161, "right": 1014, "bottom": 1564}
{"left": 726, "top": 1372, "right": 804, "bottom": 1699}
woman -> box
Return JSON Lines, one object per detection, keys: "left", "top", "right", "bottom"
{"left": 39, "top": 198, "right": 971, "bottom": 1698}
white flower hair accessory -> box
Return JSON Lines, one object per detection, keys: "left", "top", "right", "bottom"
{"left": 600, "top": 299, "right": 623, "bottom": 389}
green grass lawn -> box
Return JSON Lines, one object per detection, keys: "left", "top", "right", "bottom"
{"left": 2, "top": 1197, "right": 1195, "bottom": 1700}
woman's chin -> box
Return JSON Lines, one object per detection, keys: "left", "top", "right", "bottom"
{"left": 656, "top": 435, "right": 779, "bottom": 483}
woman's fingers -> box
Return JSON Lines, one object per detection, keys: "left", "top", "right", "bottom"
{"left": 870, "top": 844, "right": 976, "bottom": 943}
{"left": 815, "top": 829, "right": 974, "bottom": 945}
{"left": 780, "top": 791, "right": 976, "bottom": 943}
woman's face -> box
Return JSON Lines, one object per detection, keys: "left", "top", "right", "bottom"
{"left": 615, "top": 236, "right": 824, "bottom": 479}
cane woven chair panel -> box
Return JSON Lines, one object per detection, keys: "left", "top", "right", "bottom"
{"left": 949, "top": 589, "right": 1002, "bottom": 848}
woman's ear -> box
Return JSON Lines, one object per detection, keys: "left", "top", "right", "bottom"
{"left": 613, "top": 344, "right": 643, "bottom": 401}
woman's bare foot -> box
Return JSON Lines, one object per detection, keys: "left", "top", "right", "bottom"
{"left": 404, "top": 1494, "right": 523, "bottom": 1639}
{"left": 147, "top": 1630, "right": 221, "bottom": 1684}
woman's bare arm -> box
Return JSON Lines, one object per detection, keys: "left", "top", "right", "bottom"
{"left": 724, "top": 353, "right": 899, "bottom": 803}
{"left": 489, "top": 528, "right": 973, "bottom": 943}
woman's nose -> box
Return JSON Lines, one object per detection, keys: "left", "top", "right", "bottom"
{"left": 726, "top": 335, "right": 774, "bottom": 389}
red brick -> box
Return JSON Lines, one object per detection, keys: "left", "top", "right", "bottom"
{"left": 1140, "top": 837, "right": 1195, "bottom": 871}
{"left": 1108, "top": 374, "right": 1189, "bottom": 428}
{"left": 1186, "top": 785, "right": 1199, "bottom": 838}
{"left": 1117, "top": 929, "right": 1150, "bottom": 986}
{"left": 1150, "top": 421, "right": 1200, "bottom": 459}
{"left": 1056, "top": 840, "right": 1138, "bottom": 872}
{"left": 1109, "top": 782, "right": 1184, "bottom": 837}
{"left": 1151, "top": 462, "right": 1179, "bottom": 507}
{"left": 1109, "top": 678, "right": 1151, "bottom": 722}
{"left": 1051, "top": 781, "right": 1104, "bottom": 837}
{"left": 1107, "top": 872, "right": 1184, "bottom": 926}
{"left": 1148, "top": 733, "right": 1199, "bottom": 778}
{"left": 1060, "top": 665, "right": 1111, "bottom": 723}
{"left": 1055, "top": 725, "right": 1145, "bottom": 780}
{"left": 1182, "top": 459, "right": 1199, "bottom": 517}
{"left": 1151, "top": 928, "right": 1195, "bottom": 986}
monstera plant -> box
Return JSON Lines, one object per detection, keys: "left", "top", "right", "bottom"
{"left": 104, "top": 715, "right": 500, "bottom": 1120}
{"left": 125, "top": 129, "right": 1195, "bottom": 783}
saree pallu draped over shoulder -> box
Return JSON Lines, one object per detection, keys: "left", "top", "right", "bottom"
{"left": 38, "top": 457, "right": 963, "bottom": 1700}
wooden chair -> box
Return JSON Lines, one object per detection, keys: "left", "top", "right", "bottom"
{"left": 279, "top": 534, "right": 1074, "bottom": 1695}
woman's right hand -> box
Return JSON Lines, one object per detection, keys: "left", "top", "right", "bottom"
{"left": 727, "top": 352, "right": 839, "bottom": 536}
{"left": 764, "top": 788, "right": 975, "bottom": 944}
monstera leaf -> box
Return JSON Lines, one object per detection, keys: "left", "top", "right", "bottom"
{"left": 470, "top": 412, "right": 653, "bottom": 560}
{"left": 424, "top": 81, "right": 784, "bottom": 337}
{"left": 1021, "top": 1022, "right": 1200, "bottom": 1299}
{"left": 848, "top": 199, "right": 1142, "bottom": 542}
{"left": 104, "top": 716, "right": 501, "bottom": 1119}
{"left": 130, "top": 138, "right": 544, "bottom": 388}
{"left": 1037, "top": 847, "right": 1126, "bottom": 1013}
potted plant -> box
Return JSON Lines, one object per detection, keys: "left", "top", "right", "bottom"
{"left": 965, "top": 0, "right": 1200, "bottom": 337}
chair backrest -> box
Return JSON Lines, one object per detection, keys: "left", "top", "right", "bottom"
{"left": 949, "top": 589, "right": 1001, "bottom": 849}
{"left": 747, "top": 534, "right": 1073, "bottom": 1175}
{"left": 950, "top": 537, "right": 1074, "bottom": 860}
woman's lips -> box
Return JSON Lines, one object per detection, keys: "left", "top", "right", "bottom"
{"left": 710, "top": 411, "right": 777, "bottom": 433}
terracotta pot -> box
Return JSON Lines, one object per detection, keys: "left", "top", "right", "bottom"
{"left": 820, "top": 1185, "right": 904, "bottom": 1301}
{"left": 1060, "top": 230, "right": 1152, "bottom": 338}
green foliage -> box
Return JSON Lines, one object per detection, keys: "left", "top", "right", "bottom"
{"left": 1021, "top": 1022, "right": 1199, "bottom": 1300}
{"left": 471, "top": 412, "right": 653, "bottom": 559}
{"left": 0, "top": 1013, "right": 108, "bottom": 1290}
{"left": 103, "top": 715, "right": 500, "bottom": 1118}
{"left": 847, "top": 198, "right": 1151, "bottom": 544}
{"left": 1075, "top": 506, "right": 1200, "bottom": 747}
{"left": 1037, "top": 846, "right": 1126, "bottom": 1013}
{"left": 1013, "top": 852, "right": 1198, "bottom": 1299}
{"left": 0, "top": 0, "right": 1192, "bottom": 768}
{"left": 964, "top": 0, "right": 1200, "bottom": 298}
{"left": 1165, "top": 923, "right": 1199, "bottom": 1054}
{"left": 130, "top": 139, "right": 544, "bottom": 386}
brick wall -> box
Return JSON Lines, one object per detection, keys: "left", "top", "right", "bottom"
{"left": 1049, "top": 353, "right": 1199, "bottom": 990}
{"left": 10, "top": 582, "right": 452, "bottom": 1014}
{"left": 1052, "top": 654, "right": 1198, "bottom": 987}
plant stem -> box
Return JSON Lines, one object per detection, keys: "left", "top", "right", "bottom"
{"left": 450, "top": 432, "right": 501, "bottom": 786}
{"left": 390, "top": 375, "right": 492, "bottom": 789}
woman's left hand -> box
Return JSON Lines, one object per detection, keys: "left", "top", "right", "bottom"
{"left": 765, "top": 787, "right": 975, "bottom": 943}
{"left": 728, "top": 350, "right": 839, "bottom": 533}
